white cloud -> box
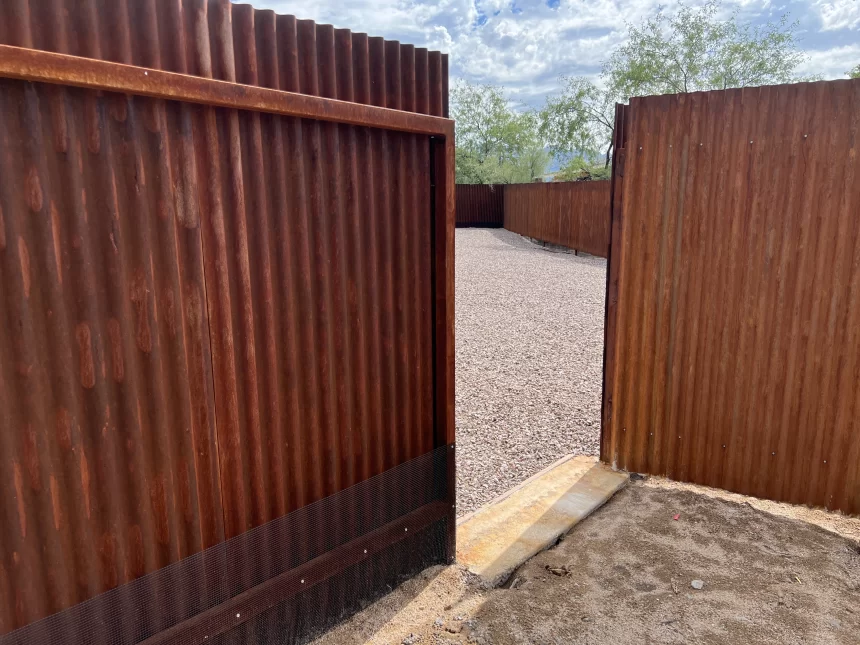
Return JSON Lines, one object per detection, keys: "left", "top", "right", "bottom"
{"left": 241, "top": 0, "right": 860, "bottom": 106}
{"left": 813, "top": 0, "right": 860, "bottom": 30}
{"left": 798, "top": 43, "right": 860, "bottom": 77}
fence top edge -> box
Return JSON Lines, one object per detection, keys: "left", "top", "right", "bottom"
{"left": 0, "top": 44, "right": 454, "bottom": 138}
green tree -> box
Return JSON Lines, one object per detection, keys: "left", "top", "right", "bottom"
{"left": 494, "top": 111, "right": 551, "bottom": 183}
{"left": 541, "top": 77, "right": 616, "bottom": 171}
{"left": 605, "top": 1, "right": 805, "bottom": 97}
{"left": 543, "top": 1, "right": 808, "bottom": 176}
{"left": 849, "top": 65, "right": 860, "bottom": 79}
{"left": 451, "top": 81, "right": 550, "bottom": 184}
{"left": 555, "top": 155, "right": 612, "bottom": 182}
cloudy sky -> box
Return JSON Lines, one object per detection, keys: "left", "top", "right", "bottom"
{"left": 243, "top": 0, "right": 859, "bottom": 107}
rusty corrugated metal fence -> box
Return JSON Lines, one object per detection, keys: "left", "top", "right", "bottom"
{"left": 455, "top": 184, "right": 504, "bottom": 227}
{"left": 503, "top": 182, "right": 611, "bottom": 257}
{"left": 454, "top": 182, "right": 611, "bottom": 257}
{"left": 602, "top": 80, "right": 860, "bottom": 515}
{"left": 0, "top": 0, "right": 455, "bottom": 640}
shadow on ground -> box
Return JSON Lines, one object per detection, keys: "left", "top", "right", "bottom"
{"left": 482, "top": 228, "right": 603, "bottom": 263}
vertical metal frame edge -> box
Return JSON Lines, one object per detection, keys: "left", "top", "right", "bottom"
{"left": 600, "top": 103, "right": 629, "bottom": 467}
{"left": 430, "top": 129, "right": 456, "bottom": 561}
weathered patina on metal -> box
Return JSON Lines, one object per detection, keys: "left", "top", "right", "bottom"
{"left": 602, "top": 81, "right": 860, "bottom": 516}
{"left": 0, "top": 0, "right": 454, "bottom": 636}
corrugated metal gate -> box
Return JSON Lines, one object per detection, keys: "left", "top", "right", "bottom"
{"left": 602, "top": 80, "right": 860, "bottom": 516}
{"left": 0, "top": 1, "right": 455, "bottom": 642}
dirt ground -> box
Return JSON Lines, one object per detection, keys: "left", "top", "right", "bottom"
{"left": 315, "top": 478, "right": 860, "bottom": 645}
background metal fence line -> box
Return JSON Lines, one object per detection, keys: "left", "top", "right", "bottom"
{"left": 504, "top": 182, "right": 611, "bottom": 258}
{"left": 454, "top": 184, "right": 504, "bottom": 227}
{"left": 454, "top": 182, "right": 611, "bottom": 258}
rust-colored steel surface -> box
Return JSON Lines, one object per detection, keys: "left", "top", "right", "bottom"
{"left": 455, "top": 184, "right": 504, "bottom": 227}
{"left": 0, "top": 0, "right": 453, "bottom": 636}
{"left": 0, "top": 1, "right": 447, "bottom": 119}
{"left": 602, "top": 80, "right": 860, "bottom": 516}
{"left": 504, "top": 181, "right": 611, "bottom": 257}
{"left": 0, "top": 45, "right": 452, "bottom": 137}
{"left": 0, "top": 75, "right": 226, "bottom": 635}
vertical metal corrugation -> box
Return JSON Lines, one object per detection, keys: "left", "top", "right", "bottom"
{"left": 428, "top": 51, "right": 444, "bottom": 118}
{"left": 0, "top": 0, "right": 446, "bottom": 117}
{"left": 441, "top": 54, "right": 449, "bottom": 119}
{"left": 0, "top": 0, "right": 446, "bottom": 633}
{"left": 602, "top": 80, "right": 860, "bottom": 516}
{"left": 0, "top": 64, "right": 225, "bottom": 634}
{"left": 502, "top": 182, "right": 611, "bottom": 257}
{"left": 454, "top": 184, "right": 504, "bottom": 227}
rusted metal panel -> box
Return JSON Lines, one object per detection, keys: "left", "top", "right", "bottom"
{"left": 0, "top": 0, "right": 451, "bottom": 635}
{"left": 179, "top": 3, "right": 439, "bottom": 540}
{"left": 455, "top": 184, "right": 504, "bottom": 227}
{"left": 0, "top": 0, "right": 447, "bottom": 119}
{"left": 0, "top": 45, "right": 453, "bottom": 137}
{"left": 602, "top": 80, "right": 860, "bottom": 516}
{"left": 503, "top": 182, "right": 611, "bottom": 257}
{"left": 0, "top": 79, "right": 224, "bottom": 633}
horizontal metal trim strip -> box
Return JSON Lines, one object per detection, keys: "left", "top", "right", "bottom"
{"left": 141, "top": 501, "right": 451, "bottom": 645}
{"left": 0, "top": 45, "right": 454, "bottom": 137}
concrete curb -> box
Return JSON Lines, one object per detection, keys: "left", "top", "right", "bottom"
{"left": 456, "top": 456, "right": 629, "bottom": 588}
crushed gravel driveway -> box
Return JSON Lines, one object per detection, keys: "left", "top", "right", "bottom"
{"left": 455, "top": 228, "right": 607, "bottom": 516}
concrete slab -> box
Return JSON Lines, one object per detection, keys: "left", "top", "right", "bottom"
{"left": 456, "top": 455, "right": 628, "bottom": 587}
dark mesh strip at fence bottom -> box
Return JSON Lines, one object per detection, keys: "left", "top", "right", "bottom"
{"left": 211, "top": 518, "right": 449, "bottom": 645}
{"left": 0, "top": 446, "right": 455, "bottom": 645}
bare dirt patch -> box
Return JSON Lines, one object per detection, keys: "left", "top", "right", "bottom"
{"left": 315, "top": 479, "right": 860, "bottom": 645}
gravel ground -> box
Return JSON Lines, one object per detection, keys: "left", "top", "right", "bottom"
{"left": 455, "top": 228, "right": 607, "bottom": 516}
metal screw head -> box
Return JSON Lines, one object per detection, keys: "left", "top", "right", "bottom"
{"left": 364, "top": 549, "right": 367, "bottom": 554}
{"left": 301, "top": 579, "right": 305, "bottom": 584}
{"left": 236, "top": 613, "right": 240, "bottom": 619}
{"left": 772, "top": 452, "right": 776, "bottom": 456}
{"left": 405, "top": 527, "right": 408, "bottom": 532}
{"left": 804, "top": 134, "right": 808, "bottom": 138}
